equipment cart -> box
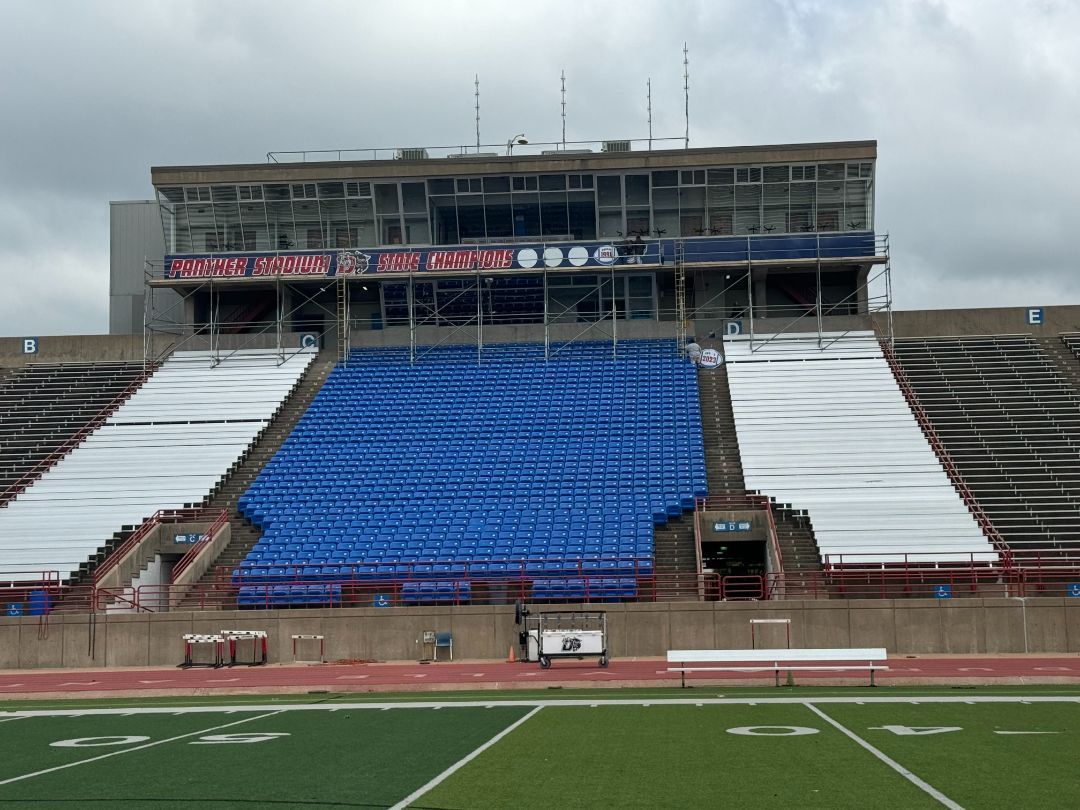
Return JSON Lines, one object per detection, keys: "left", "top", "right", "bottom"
{"left": 525, "top": 611, "right": 609, "bottom": 669}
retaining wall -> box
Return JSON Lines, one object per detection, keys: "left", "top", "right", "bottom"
{"left": 0, "top": 598, "right": 1075, "bottom": 669}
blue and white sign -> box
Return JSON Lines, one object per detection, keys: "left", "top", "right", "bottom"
{"left": 300, "top": 333, "right": 319, "bottom": 349}
{"left": 1026, "top": 308, "right": 1044, "bottom": 325}
{"left": 1067, "top": 583, "right": 1080, "bottom": 598}
{"left": 934, "top": 584, "right": 953, "bottom": 599}
{"left": 22, "top": 337, "right": 38, "bottom": 354}
{"left": 713, "top": 521, "right": 753, "bottom": 533}
{"left": 173, "top": 533, "right": 202, "bottom": 545}
{"left": 373, "top": 594, "right": 391, "bottom": 608}
{"left": 725, "top": 320, "right": 743, "bottom": 336}
{"left": 6, "top": 603, "right": 23, "bottom": 617}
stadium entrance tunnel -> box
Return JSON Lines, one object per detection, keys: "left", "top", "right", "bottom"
{"left": 701, "top": 538, "right": 765, "bottom": 579}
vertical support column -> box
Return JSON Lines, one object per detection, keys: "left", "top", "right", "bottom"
{"left": 476, "top": 260, "right": 483, "bottom": 366}
{"left": 674, "top": 239, "right": 687, "bottom": 355}
{"left": 275, "top": 275, "right": 283, "bottom": 361}
{"left": 141, "top": 274, "right": 152, "bottom": 373}
{"left": 209, "top": 278, "right": 218, "bottom": 366}
{"left": 746, "top": 251, "right": 755, "bottom": 350}
{"left": 543, "top": 268, "right": 550, "bottom": 360}
{"left": 815, "top": 233, "right": 823, "bottom": 348}
{"left": 336, "top": 273, "right": 349, "bottom": 367}
{"left": 407, "top": 275, "right": 416, "bottom": 364}
{"left": 610, "top": 264, "right": 617, "bottom": 360}
{"left": 885, "top": 240, "right": 894, "bottom": 348}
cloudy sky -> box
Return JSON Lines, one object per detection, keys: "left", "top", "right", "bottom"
{"left": 0, "top": 0, "right": 1076, "bottom": 335}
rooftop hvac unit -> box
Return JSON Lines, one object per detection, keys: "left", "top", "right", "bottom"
{"left": 394, "top": 148, "right": 430, "bottom": 160}
{"left": 540, "top": 149, "right": 595, "bottom": 155}
{"left": 446, "top": 152, "right": 500, "bottom": 158}
{"left": 601, "top": 140, "right": 632, "bottom": 153}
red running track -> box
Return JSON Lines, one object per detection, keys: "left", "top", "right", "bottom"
{"left": 0, "top": 656, "right": 1078, "bottom": 697}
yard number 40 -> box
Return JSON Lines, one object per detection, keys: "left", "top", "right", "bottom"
{"left": 868, "top": 726, "right": 962, "bottom": 736}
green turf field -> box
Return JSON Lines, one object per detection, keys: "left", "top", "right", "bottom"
{"left": 0, "top": 691, "right": 1076, "bottom": 808}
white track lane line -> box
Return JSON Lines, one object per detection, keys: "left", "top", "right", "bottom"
{"left": 388, "top": 706, "right": 543, "bottom": 810}
{"left": 0, "top": 710, "right": 282, "bottom": 787}
{"left": 804, "top": 703, "right": 963, "bottom": 810}
{"left": 1, "top": 694, "right": 1078, "bottom": 720}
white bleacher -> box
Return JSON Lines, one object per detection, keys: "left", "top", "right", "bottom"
{"left": 724, "top": 332, "right": 995, "bottom": 564}
{"left": 0, "top": 349, "right": 314, "bottom": 578}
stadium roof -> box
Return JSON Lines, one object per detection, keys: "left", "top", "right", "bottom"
{"left": 151, "top": 140, "right": 877, "bottom": 186}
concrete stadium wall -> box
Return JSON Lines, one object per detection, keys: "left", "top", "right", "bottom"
{"left": 4, "top": 304, "right": 1078, "bottom": 368}
{"left": 878, "top": 305, "right": 1080, "bottom": 339}
{"left": 0, "top": 332, "right": 314, "bottom": 367}
{"left": 0, "top": 598, "right": 1075, "bottom": 669}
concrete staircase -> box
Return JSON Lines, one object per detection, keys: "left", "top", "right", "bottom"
{"left": 697, "top": 363, "right": 824, "bottom": 580}
{"left": 651, "top": 362, "right": 824, "bottom": 601}
{"left": 696, "top": 364, "right": 746, "bottom": 495}
{"left": 184, "top": 353, "right": 337, "bottom": 595}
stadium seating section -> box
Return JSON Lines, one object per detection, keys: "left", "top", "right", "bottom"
{"left": 0, "top": 349, "right": 313, "bottom": 578}
{"left": 236, "top": 340, "right": 706, "bottom": 604}
{"left": 725, "top": 332, "right": 994, "bottom": 564}
{"left": 0, "top": 362, "right": 144, "bottom": 494}
{"left": 894, "top": 335, "right": 1080, "bottom": 555}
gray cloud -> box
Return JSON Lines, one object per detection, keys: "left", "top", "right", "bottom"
{"left": 0, "top": 0, "right": 1077, "bottom": 334}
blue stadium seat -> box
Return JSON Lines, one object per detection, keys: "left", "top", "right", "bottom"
{"left": 234, "top": 340, "right": 705, "bottom": 603}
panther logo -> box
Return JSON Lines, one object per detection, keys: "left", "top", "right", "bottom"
{"left": 336, "top": 249, "right": 371, "bottom": 276}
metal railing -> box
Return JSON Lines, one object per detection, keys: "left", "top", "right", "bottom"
{"left": 93, "top": 508, "right": 226, "bottom": 585}
{"left": 170, "top": 510, "right": 232, "bottom": 583}
{"left": 0, "top": 365, "right": 157, "bottom": 506}
{"left": 11, "top": 558, "right": 1080, "bottom": 615}
{"left": 266, "top": 137, "right": 686, "bottom": 163}
{"left": 695, "top": 494, "right": 784, "bottom": 573}
{"left": 878, "top": 336, "right": 1014, "bottom": 566}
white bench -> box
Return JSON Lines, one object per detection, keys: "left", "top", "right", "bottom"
{"left": 667, "top": 647, "right": 889, "bottom": 687}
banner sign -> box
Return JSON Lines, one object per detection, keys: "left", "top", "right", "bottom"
{"left": 162, "top": 231, "right": 877, "bottom": 281}
{"left": 699, "top": 349, "right": 724, "bottom": 369}
{"left": 164, "top": 241, "right": 662, "bottom": 281}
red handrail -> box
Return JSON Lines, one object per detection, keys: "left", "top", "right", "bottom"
{"left": 171, "top": 509, "right": 231, "bottom": 582}
{"left": 878, "top": 338, "right": 1013, "bottom": 568}
{"left": 0, "top": 363, "right": 158, "bottom": 506}
{"left": 695, "top": 494, "right": 785, "bottom": 572}
{"left": 93, "top": 508, "right": 222, "bottom": 585}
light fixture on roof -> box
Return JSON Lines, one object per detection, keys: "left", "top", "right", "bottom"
{"left": 506, "top": 133, "right": 528, "bottom": 156}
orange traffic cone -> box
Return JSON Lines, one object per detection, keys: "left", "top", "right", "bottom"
{"left": 507, "top": 645, "right": 517, "bottom": 663}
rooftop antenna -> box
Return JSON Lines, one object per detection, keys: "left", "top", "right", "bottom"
{"left": 560, "top": 70, "right": 566, "bottom": 148}
{"left": 474, "top": 75, "right": 481, "bottom": 151}
{"left": 647, "top": 78, "right": 653, "bottom": 151}
{"left": 683, "top": 43, "right": 690, "bottom": 148}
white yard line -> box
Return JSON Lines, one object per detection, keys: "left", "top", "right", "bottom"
{"left": 0, "top": 695, "right": 1077, "bottom": 720}
{"left": 804, "top": 703, "right": 963, "bottom": 810}
{"left": 0, "top": 710, "right": 282, "bottom": 787}
{"left": 388, "top": 706, "right": 543, "bottom": 810}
